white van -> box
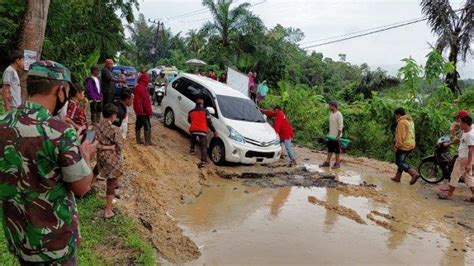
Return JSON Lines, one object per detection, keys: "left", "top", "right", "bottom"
{"left": 161, "top": 73, "right": 281, "bottom": 165}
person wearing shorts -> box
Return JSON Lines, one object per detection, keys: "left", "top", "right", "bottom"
{"left": 320, "top": 101, "right": 343, "bottom": 169}
{"left": 439, "top": 116, "right": 474, "bottom": 201}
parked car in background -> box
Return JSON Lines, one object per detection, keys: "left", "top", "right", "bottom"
{"left": 162, "top": 73, "right": 282, "bottom": 165}
{"left": 112, "top": 66, "right": 137, "bottom": 97}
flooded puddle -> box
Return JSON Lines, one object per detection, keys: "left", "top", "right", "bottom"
{"left": 176, "top": 166, "right": 474, "bottom": 265}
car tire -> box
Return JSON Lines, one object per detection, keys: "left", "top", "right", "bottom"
{"left": 209, "top": 139, "right": 226, "bottom": 166}
{"left": 164, "top": 108, "right": 175, "bottom": 128}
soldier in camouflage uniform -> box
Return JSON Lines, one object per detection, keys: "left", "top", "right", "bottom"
{"left": 0, "top": 60, "right": 97, "bottom": 265}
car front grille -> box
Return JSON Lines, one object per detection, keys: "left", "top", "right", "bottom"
{"left": 244, "top": 137, "right": 274, "bottom": 147}
{"left": 245, "top": 151, "right": 275, "bottom": 159}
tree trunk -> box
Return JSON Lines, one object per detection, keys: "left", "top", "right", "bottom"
{"left": 446, "top": 43, "right": 460, "bottom": 95}
{"left": 18, "top": 0, "right": 51, "bottom": 100}
{"left": 19, "top": 0, "right": 50, "bottom": 56}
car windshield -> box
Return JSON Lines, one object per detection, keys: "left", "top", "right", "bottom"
{"left": 217, "top": 95, "right": 266, "bottom": 123}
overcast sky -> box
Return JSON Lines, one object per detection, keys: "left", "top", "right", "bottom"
{"left": 133, "top": 0, "right": 473, "bottom": 78}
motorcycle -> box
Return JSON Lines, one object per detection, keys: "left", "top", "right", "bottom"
{"left": 418, "top": 136, "right": 458, "bottom": 184}
{"left": 153, "top": 82, "right": 166, "bottom": 106}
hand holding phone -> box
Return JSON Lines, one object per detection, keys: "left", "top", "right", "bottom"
{"left": 82, "top": 130, "right": 96, "bottom": 143}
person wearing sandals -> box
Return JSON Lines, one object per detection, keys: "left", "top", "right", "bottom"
{"left": 96, "top": 104, "right": 124, "bottom": 218}
{"left": 188, "top": 95, "right": 217, "bottom": 167}
{"left": 438, "top": 116, "right": 474, "bottom": 202}
{"left": 320, "top": 101, "right": 343, "bottom": 169}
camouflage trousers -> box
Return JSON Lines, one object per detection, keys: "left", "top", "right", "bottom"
{"left": 19, "top": 256, "right": 77, "bottom": 266}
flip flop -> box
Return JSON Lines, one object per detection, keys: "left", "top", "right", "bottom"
{"left": 463, "top": 197, "right": 474, "bottom": 203}
{"left": 439, "top": 186, "right": 450, "bottom": 192}
{"left": 104, "top": 209, "right": 118, "bottom": 219}
{"left": 438, "top": 192, "right": 450, "bottom": 200}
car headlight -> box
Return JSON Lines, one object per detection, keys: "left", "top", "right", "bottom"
{"left": 274, "top": 137, "right": 281, "bottom": 145}
{"left": 228, "top": 126, "right": 245, "bottom": 144}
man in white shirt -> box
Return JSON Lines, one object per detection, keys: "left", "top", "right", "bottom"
{"left": 2, "top": 50, "right": 24, "bottom": 111}
{"left": 439, "top": 116, "right": 474, "bottom": 201}
{"left": 320, "top": 101, "right": 344, "bottom": 169}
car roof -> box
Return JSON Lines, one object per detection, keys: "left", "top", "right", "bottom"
{"left": 112, "top": 66, "right": 137, "bottom": 72}
{"left": 180, "top": 73, "right": 247, "bottom": 99}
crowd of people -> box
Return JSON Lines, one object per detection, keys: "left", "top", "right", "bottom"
{"left": 0, "top": 52, "right": 161, "bottom": 264}
{"left": 0, "top": 51, "right": 472, "bottom": 265}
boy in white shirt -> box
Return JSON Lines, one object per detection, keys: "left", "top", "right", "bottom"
{"left": 2, "top": 50, "right": 24, "bottom": 110}
{"left": 439, "top": 116, "right": 474, "bottom": 202}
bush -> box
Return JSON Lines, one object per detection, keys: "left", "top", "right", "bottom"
{"left": 264, "top": 80, "right": 472, "bottom": 164}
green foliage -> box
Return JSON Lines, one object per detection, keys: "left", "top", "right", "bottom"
{"left": 0, "top": 0, "right": 25, "bottom": 70}
{"left": 398, "top": 56, "right": 422, "bottom": 98}
{"left": 0, "top": 193, "right": 155, "bottom": 265}
{"left": 77, "top": 193, "right": 155, "bottom": 265}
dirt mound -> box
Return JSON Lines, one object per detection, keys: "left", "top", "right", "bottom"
{"left": 366, "top": 211, "right": 397, "bottom": 231}
{"left": 112, "top": 116, "right": 203, "bottom": 263}
{"left": 333, "top": 185, "right": 387, "bottom": 203}
{"left": 218, "top": 167, "right": 345, "bottom": 188}
{"left": 308, "top": 196, "right": 366, "bottom": 224}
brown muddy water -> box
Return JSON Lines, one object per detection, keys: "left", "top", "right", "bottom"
{"left": 175, "top": 165, "right": 474, "bottom": 265}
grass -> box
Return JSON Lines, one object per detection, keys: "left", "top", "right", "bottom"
{"left": 0, "top": 193, "right": 156, "bottom": 265}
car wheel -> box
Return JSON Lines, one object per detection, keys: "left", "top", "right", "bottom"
{"left": 210, "top": 140, "right": 226, "bottom": 165}
{"left": 164, "top": 108, "right": 175, "bottom": 128}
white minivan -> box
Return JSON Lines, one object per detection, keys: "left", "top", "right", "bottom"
{"left": 161, "top": 73, "right": 281, "bottom": 165}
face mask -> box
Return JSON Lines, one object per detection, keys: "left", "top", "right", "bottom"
{"left": 53, "top": 86, "right": 68, "bottom": 118}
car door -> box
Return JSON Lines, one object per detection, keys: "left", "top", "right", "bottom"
{"left": 174, "top": 78, "right": 202, "bottom": 131}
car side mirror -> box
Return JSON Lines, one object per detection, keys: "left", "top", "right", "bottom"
{"left": 207, "top": 107, "right": 216, "bottom": 115}
{"left": 263, "top": 114, "right": 267, "bottom": 120}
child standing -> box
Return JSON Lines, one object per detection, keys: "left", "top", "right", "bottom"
{"left": 66, "top": 83, "right": 88, "bottom": 131}
{"left": 96, "top": 104, "right": 123, "bottom": 218}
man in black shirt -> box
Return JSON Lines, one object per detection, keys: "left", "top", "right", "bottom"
{"left": 101, "top": 59, "right": 124, "bottom": 107}
{"left": 113, "top": 90, "right": 133, "bottom": 139}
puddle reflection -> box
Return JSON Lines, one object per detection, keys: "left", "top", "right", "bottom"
{"left": 176, "top": 169, "right": 473, "bottom": 265}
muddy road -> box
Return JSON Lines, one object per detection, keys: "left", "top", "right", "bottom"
{"left": 116, "top": 111, "right": 473, "bottom": 265}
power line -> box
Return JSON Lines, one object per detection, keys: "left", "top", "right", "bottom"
{"left": 300, "top": 17, "right": 430, "bottom": 49}
{"left": 300, "top": 8, "right": 466, "bottom": 49}
{"left": 164, "top": 0, "right": 267, "bottom": 24}
{"left": 301, "top": 17, "right": 428, "bottom": 49}
{"left": 157, "top": 8, "right": 209, "bottom": 22}
{"left": 298, "top": 16, "right": 425, "bottom": 46}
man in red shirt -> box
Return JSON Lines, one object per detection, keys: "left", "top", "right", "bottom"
{"left": 188, "top": 95, "right": 217, "bottom": 167}
{"left": 133, "top": 69, "right": 154, "bottom": 145}
{"left": 262, "top": 106, "right": 297, "bottom": 167}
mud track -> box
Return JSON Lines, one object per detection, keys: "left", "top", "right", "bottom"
{"left": 110, "top": 112, "right": 474, "bottom": 263}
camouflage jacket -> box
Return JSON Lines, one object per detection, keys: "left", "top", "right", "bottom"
{"left": 0, "top": 101, "right": 91, "bottom": 262}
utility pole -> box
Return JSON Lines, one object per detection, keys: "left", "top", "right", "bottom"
{"left": 148, "top": 19, "right": 161, "bottom": 66}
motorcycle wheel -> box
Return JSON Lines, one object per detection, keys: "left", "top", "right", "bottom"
{"left": 419, "top": 160, "right": 444, "bottom": 184}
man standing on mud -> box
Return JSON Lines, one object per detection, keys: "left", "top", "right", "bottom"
{"left": 101, "top": 58, "right": 124, "bottom": 107}
{"left": 438, "top": 116, "right": 474, "bottom": 201}
{"left": 320, "top": 101, "right": 343, "bottom": 169}
{"left": 261, "top": 105, "right": 297, "bottom": 167}
{"left": 0, "top": 61, "right": 97, "bottom": 265}
{"left": 390, "top": 107, "right": 420, "bottom": 185}
{"left": 188, "top": 95, "right": 217, "bottom": 167}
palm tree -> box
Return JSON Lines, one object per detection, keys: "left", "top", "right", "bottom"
{"left": 421, "top": 0, "right": 474, "bottom": 95}
{"left": 201, "top": 0, "right": 263, "bottom": 47}
{"left": 186, "top": 29, "right": 205, "bottom": 53}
